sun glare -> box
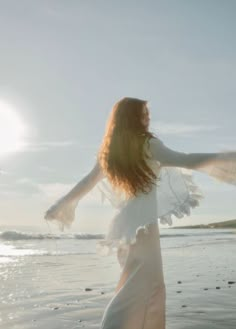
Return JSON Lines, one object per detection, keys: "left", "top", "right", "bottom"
{"left": 0, "top": 100, "right": 28, "bottom": 156}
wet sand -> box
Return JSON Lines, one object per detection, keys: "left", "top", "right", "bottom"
{"left": 0, "top": 239, "right": 235, "bottom": 329}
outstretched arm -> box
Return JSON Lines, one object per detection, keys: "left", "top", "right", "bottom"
{"left": 44, "top": 160, "right": 104, "bottom": 227}
{"left": 147, "top": 137, "right": 236, "bottom": 185}
{"left": 148, "top": 137, "right": 219, "bottom": 169}
{"left": 61, "top": 160, "right": 104, "bottom": 203}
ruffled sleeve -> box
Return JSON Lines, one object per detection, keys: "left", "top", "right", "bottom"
{"left": 148, "top": 137, "right": 236, "bottom": 186}
{"left": 94, "top": 137, "right": 236, "bottom": 225}
{"left": 44, "top": 137, "right": 236, "bottom": 238}
{"left": 44, "top": 161, "right": 104, "bottom": 231}
{"left": 95, "top": 138, "right": 236, "bottom": 256}
{"left": 154, "top": 166, "right": 204, "bottom": 226}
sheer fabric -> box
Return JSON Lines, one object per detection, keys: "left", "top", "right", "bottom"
{"left": 44, "top": 136, "right": 236, "bottom": 329}
{"left": 44, "top": 136, "right": 236, "bottom": 254}
{"left": 100, "top": 221, "right": 166, "bottom": 329}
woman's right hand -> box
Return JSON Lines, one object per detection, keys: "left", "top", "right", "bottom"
{"left": 44, "top": 197, "right": 65, "bottom": 220}
{"left": 44, "top": 196, "right": 77, "bottom": 231}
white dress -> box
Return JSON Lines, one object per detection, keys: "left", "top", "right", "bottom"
{"left": 44, "top": 136, "right": 236, "bottom": 329}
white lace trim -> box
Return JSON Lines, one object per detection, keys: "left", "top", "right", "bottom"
{"left": 96, "top": 219, "right": 158, "bottom": 256}
{"left": 96, "top": 169, "right": 204, "bottom": 256}
{"left": 158, "top": 169, "right": 203, "bottom": 225}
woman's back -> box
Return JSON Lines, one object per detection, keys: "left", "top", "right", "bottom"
{"left": 44, "top": 97, "right": 236, "bottom": 329}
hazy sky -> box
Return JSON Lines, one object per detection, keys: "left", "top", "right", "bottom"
{"left": 0, "top": 1, "right": 235, "bottom": 233}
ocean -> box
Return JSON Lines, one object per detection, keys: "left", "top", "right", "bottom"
{"left": 0, "top": 226, "right": 235, "bottom": 260}
{"left": 1, "top": 225, "right": 236, "bottom": 329}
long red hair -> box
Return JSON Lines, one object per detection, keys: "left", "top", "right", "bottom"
{"left": 98, "top": 97, "right": 158, "bottom": 198}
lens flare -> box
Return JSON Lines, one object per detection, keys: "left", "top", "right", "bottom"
{"left": 0, "top": 100, "right": 28, "bottom": 156}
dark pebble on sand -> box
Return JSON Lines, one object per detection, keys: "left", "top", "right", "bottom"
{"left": 101, "top": 291, "right": 105, "bottom": 294}
{"left": 85, "top": 288, "right": 92, "bottom": 291}
{"left": 181, "top": 305, "right": 187, "bottom": 308}
{"left": 177, "top": 281, "right": 182, "bottom": 284}
{"left": 203, "top": 288, "right": 208, "bottom": 290}
{"left": 216, "top": 287, "right": 221, "bottom": 289}
{"left": 53, "top": 307, "right": 59, "bottom": 310}
{"left": 176, "top": 291, "right": 182, "bottom": 293}
{"left": 228, "top": 281, "right": 235, "bottom": 285}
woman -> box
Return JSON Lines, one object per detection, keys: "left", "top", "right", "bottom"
{"left": 44, "top": 97, "right": 236, "bottom": 329}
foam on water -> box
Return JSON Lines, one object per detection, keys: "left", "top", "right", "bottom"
{"left": 0, "top": 229, "right": 235, "bottom": 241}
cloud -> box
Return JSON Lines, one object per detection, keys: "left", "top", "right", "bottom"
{"left": 2, "top": 176, "right": 101, "bottom": 206}
{"left": 37, "top": 182, "right": 74, "bottom": 198}
{"left": 151, "top": 121, "right": 219, "bottom": 136}
{"left": 0, "top": 170, "right": 12, "bottom": 176}
{"left": 22, "top": 140, "right": 77, "bottom": 152}
{"left": 13, "top": 177, "right": 42, "bottom": 196}
{"left": 0, "top": 177, "right": 40, "bottom": 197}
{"left": 216, "top": 143, "right": 236, "bottom": 151}
{"left": 0, "top": 178, "right": 75, "bottom": 200}
{"left": 39, "top": 166, "right": 55, "bottom": 173}
{"left": 37, "top": 181, "right": 101, "bottom": 206}
{"left": 16, "top": 140, "right": 97, "bottom": 152}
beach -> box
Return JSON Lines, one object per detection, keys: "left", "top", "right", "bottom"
{"left": 0, "top": 226, "right": 235, "bottom": 329}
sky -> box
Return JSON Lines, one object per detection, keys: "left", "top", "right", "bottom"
{"left": 0, "top": 0, "right": 235, "bottom": 234}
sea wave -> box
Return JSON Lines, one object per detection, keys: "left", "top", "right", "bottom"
{"left": 0, "top": 229, "right": 234, "bottom": 241}
{"left": 0, "top": 230, "right": 105, "bottom": 241}
{"left": 0, "top": 250, "right": 95, "bottom": 257}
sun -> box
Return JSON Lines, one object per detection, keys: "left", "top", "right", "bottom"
{"left": 0, "top": 100, "right": 28, "bottom": 156}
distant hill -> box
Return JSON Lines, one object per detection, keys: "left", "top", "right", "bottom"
{"left": 173, "top": 219, "right": 236, "bottom": 229}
